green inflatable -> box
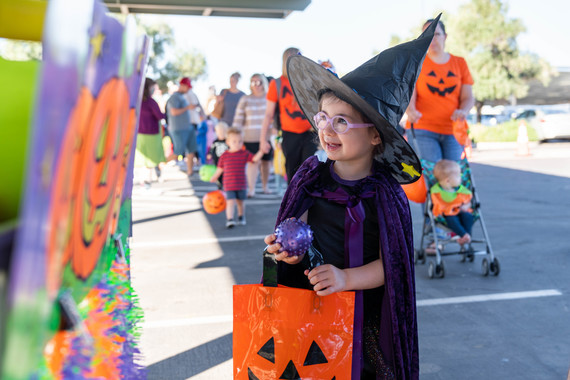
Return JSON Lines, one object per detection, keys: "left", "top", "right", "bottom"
{"left": 199, "top": 164, "right": 217, "bottom": 182}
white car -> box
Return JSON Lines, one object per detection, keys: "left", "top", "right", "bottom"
{"left": 516, "top": 108, "right": 570, "bottom": 141}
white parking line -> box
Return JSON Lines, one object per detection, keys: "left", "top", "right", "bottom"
{"left": 141, "top": 289, "right": 562, "bottom": 329}
{"left": 131, "top": 235, "right": 268, "bottom": 249}
{"left": 416, "top": 289, "right": 562, "bottom": 307}
{"left": 143, "top": 315, "right": 232, "bottom": 329}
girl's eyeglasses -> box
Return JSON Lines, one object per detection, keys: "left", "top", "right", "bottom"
{"left": 250, "top": 80, "right": 262, "bottom": 86}
{"left": 313, "top": 111, "right": 374, "bottom": 134}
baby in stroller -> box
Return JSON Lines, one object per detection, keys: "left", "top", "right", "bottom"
{"left": 430, "top": 159, "right": 474, "bottom": 246}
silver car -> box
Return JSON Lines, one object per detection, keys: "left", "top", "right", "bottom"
{"left": 516, "top": 107, "right": 570, "bottom": 141}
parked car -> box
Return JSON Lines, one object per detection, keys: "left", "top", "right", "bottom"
{"left": 515, "top": 107, "right": 570, "bottom": 141}
{"left": 466, "top": 114, "right": 508, "bottom": 126}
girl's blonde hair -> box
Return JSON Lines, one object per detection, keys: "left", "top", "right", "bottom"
{"left": 215, "top": 121, "right": 229, "bottom": 136}
{"left": 282, "top": 47, "right": 300, "bottom": 76}
{"left": 250, "top": 73, "right": 268, "bottom": 92}
{"left": 226, "top": 126, "right": 243, "bottom": 138}
{"left": 433, "top": 159, "right": 460, "bottom": 182}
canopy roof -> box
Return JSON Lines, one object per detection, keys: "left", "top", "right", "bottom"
{"left": 103, "top": 0, "right": 311, "bottom": 18}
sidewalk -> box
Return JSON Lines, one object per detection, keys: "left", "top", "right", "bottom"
{"left": 131, "top": 142, "right": 570, "bottom": 379}
{"left": 131, "top": 164, "right": 283, "bottom": 379}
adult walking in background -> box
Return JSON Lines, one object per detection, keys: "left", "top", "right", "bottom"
{"left": 218, "top": 72, "right": 245, "bottom": 125}
{"left": 182, "top": 77, "right": 206, "bottom": 129}
{"left": 135, "top": 78, "right": 166, "bottom": 186}
{"left": 259, "top": 47, "right": 317, "bottom": 182}
{"left": 233, "top": 74, "right": 273, "bottom": 197}
{"left": 181, "top": 77, "right": 207, "bottom": 164}
{"left": 166, "top": 77, "right": 199, "bottom": 177}
{"left": 405, "top": 18, "right": 475, "bottom": 162}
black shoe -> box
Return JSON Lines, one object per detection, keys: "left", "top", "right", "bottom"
{"left": 237, "top": 216, "right": 246, "bottom": 225}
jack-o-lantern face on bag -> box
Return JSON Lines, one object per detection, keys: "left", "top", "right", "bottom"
{"left": 426, "top": 69, "right": 458, "bottom": 97}
{"left": 246, "top": 337, "right": 340, "bottom": 380}
{"left": 234, "top": 286, "right": 355, "bottom": 380}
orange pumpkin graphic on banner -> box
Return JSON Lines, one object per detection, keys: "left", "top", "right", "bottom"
{"left": 47, "top": 78, "right": 137, "bottom": 294}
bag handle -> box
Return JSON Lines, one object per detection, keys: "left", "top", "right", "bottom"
{"left": 262, "top": 244, "right": 324, "bottom": 288}
{"left": 262, "top": 248, "right": 278, "bottom": 287}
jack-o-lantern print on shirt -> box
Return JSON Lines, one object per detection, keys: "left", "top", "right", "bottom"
{"left": 267, "top": 76, "right": 312, "bottom": 134}
{"left": 410, "top": 54, "right": 473, "bottom": 135}
{"left": 426, "top": 69, "right": 457, "bottom": 96}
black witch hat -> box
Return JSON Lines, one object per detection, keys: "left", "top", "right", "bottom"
{"left": 287, "top": 14, "right": 440, "bottom": 184}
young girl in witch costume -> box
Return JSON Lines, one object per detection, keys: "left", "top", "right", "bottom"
{"left": 263, "top": 16, "right": 440, "bottom": 380}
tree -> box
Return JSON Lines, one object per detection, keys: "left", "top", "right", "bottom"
{"left": 0, "top": 18, "right": 208, "bottom": 94}
{"left": 446, "top": 0, "right": 557, "bottom": 119}
{"left": 384, "top": 0, "right": 557, "bottom": 122}
{"left": 137, "top": 19, "right": 207, "bottom": 92}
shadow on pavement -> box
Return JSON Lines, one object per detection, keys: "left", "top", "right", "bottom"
{"left": 188, "top": 175, "right": 281, "bottom": 285}
{"left": 146, "top": 332, "right": 232, "bottom": 379}
{"left": 166, "top": 160, "right": 570, "bottom": 380}
{"left": 133, "top": 208, "right": 202, "bottom": 225}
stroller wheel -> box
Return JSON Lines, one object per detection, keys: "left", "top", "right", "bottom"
{"left": 428, "top": 261, "right": 445, "bottom": 279}
{"left": 489, "top": 257, "right": 501, "bottom": 276}
{"left": 481, "top": 258, "right": 490, "bottom": 276}
{"left": 467, "top": 246, "right": 475, "bottom": 262}
{"left": 414, "top": 249, "right": 426, "bottom": 265}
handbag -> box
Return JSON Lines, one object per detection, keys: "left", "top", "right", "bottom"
{"left": 211, "top": 89, "right": 226, "bottom": 119}
{"left": 452, "top": 118, "right": 469, "bottom": 146}
{"left": 233, "top": 251, "right": 355, "bottom": 379}
{"left": 273, "top": 140, "right": 286, "bottom": 178}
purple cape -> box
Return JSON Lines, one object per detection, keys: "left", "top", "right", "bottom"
{"left": 275, "top": 156, "right": 419, "bottom": 380}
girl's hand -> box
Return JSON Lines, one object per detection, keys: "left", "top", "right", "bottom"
{"left": 304, "top": 264, "right": 347, "bottom": 296}
{"left": 263, "top": 234, "right": 304, "bottom": 264}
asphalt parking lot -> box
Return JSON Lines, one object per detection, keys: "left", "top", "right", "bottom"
{"left": 131, "top": 141, "right": 570, "bottom": 379}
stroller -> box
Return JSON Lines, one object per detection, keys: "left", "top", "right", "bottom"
{"left": 409, "top": 128, "right": 500, "bottom": 279}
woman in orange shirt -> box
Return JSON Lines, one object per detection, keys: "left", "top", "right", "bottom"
{"left": 405, "top": 19, "right": 475, "bottom": 162}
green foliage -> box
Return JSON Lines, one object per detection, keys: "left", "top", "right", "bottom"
{"left": 384, "top": 0, "right": 556, "bottom": 106}
{"left": 469, "top": 119, "right": 539, "bottom": 142}
{"left": 447, "top": 0, "right": 555, "bottom": 103}
{"left": 138, "top": 21, "right": 175, "bottom": 76}
{"left": 137, "top": 19, "right": 207, "bottom": 91}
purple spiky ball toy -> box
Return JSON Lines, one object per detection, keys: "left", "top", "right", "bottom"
{"left": 274, "top": 217, "right": 313, "bottom": 256}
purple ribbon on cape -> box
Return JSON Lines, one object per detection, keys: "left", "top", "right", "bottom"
{"left": 308, "top": 185, "right": 376, "bottom": 379}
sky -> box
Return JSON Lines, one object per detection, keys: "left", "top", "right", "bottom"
{"left": 138, "top": 0, "right": 570, "bottom": 103}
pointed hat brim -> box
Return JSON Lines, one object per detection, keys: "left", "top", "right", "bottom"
{"left": 286, "top": 15, "right": 440, "bottom": 184}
